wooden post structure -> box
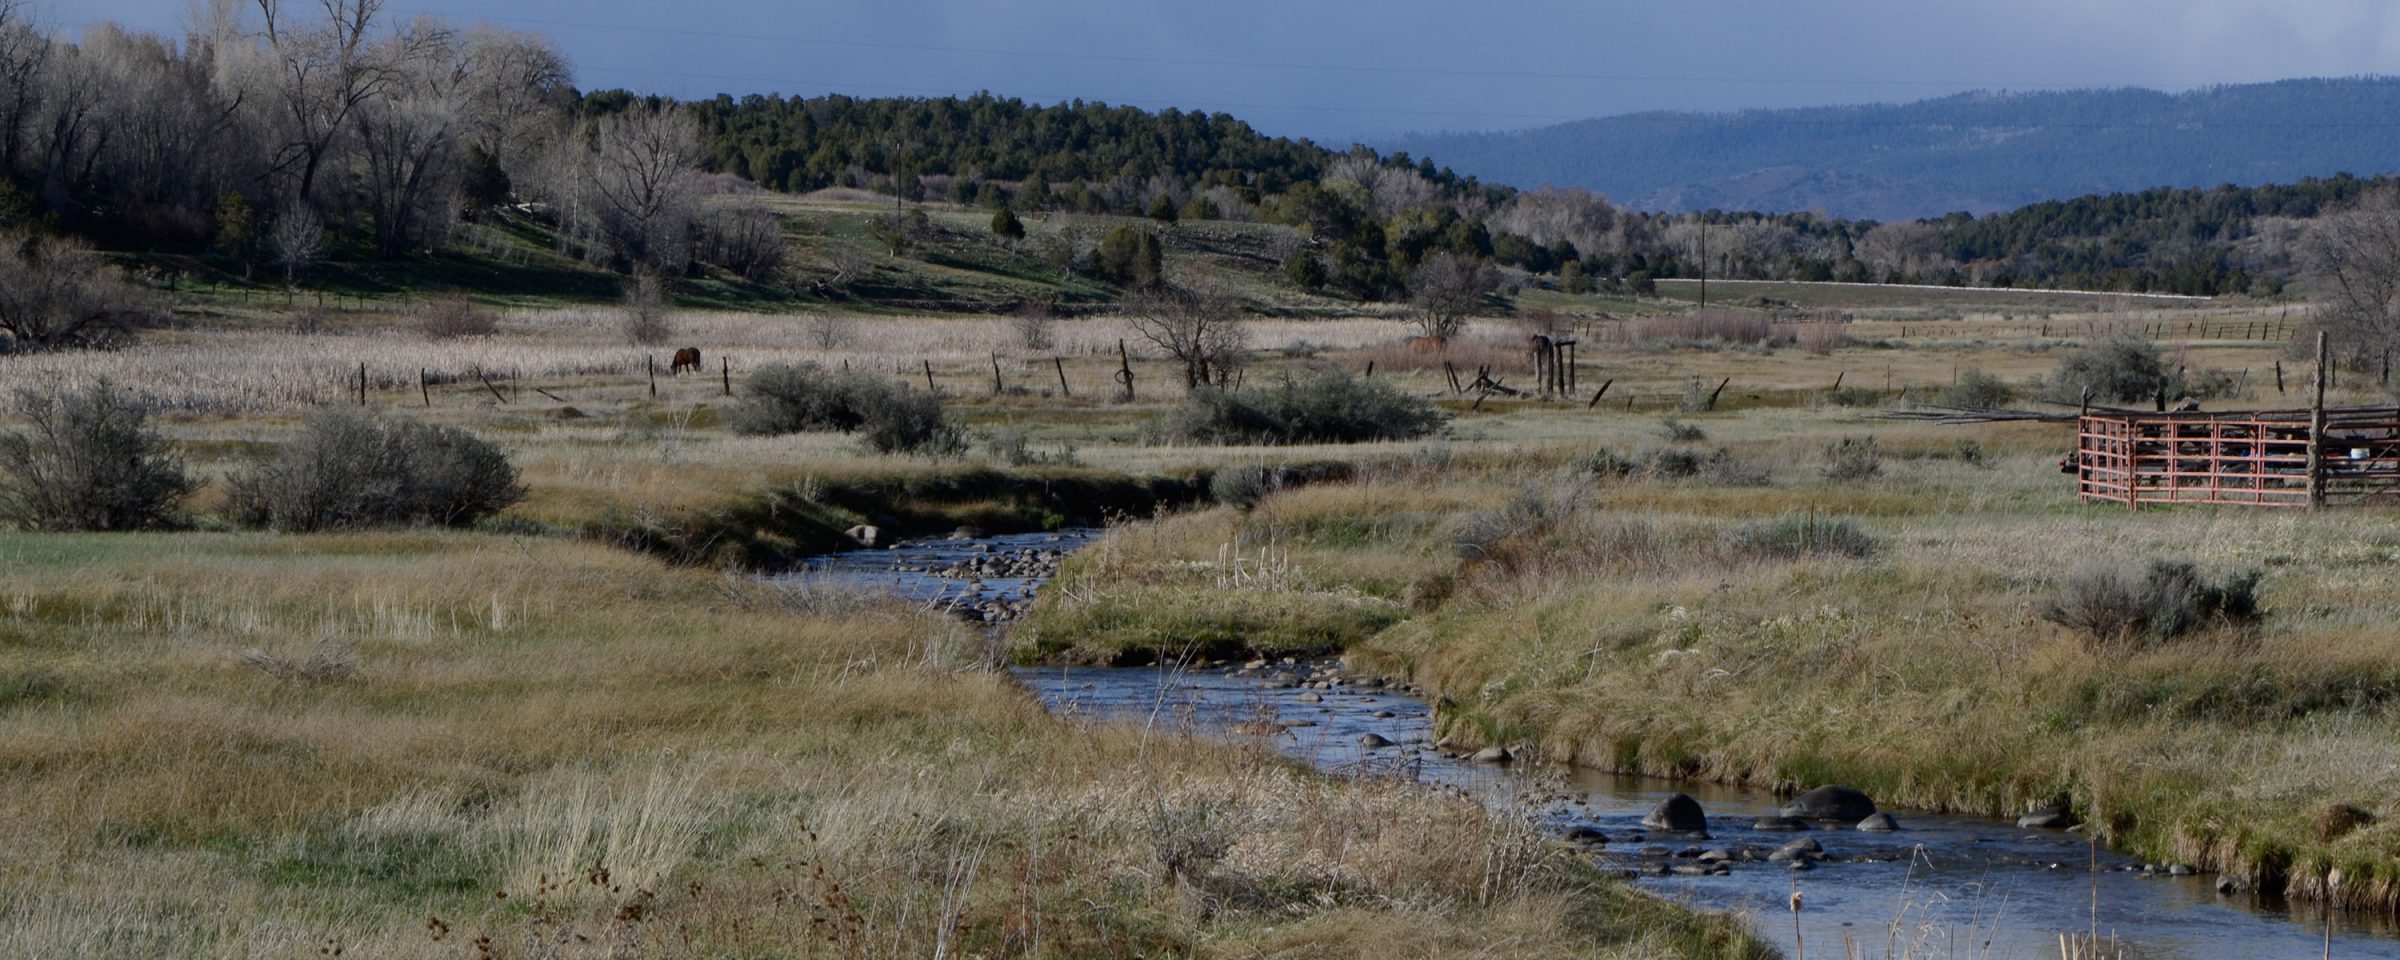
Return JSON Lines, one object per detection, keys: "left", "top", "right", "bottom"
{"left": 357, "top": 363, "right": 366, "bottom": 406}
{"left": 1705, "top": 377, "right": 1730, "bottom": 411}
{"left": 1364, "top": 360, "right": 1374, "bottom": 378}
{"left": 2308, "top": 331, "right": 2329, "bottom": 508}
{"left": 419, "top": 368, "right": 430, "bottom": 407}
{"left": 647, "top": 356, "right": 657, "bottom": 399}
{"left": 722, "top": 356, "right": 732, "bottom": 397}
{"left": 1115, "top": 339, "right": 1134, "bottom": 402}
{"left": 2276, "top": 361, "right": 2286, "bottom": 396}
{"left": 924, "top": 359, "right": 938, "bottom": 395}
{"left": 1053, "top": 357, "right": 1071, "bottom": 397}
{"left": 1586, "top": 378, "right": 1612, "bottom": 409}
{"left": 991, "top": 353, "right": 1004, "bottom": 396}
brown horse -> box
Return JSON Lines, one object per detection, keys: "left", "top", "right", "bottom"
{"left": 670, "top": 347, "right": 700, "bottom": 375}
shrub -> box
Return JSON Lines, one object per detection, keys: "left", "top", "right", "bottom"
{"left": 1719, "top": 511, "right": 1877, "bottom": 560}
{"left": 1210, "top": 464, "right": 1274, "bottom": 510}
{"left": 224, "top": 409, "right": 524, "bottom": 531}
{"left": 1937, "top": 369, "right": 2014, "bottom": 410}
{"left": 2040, "top": 559, "right": 2262, "bottom": 649}
{"left": 416, "top": 294, "right": 497, "bottom": 339}
{"left": 2045, "top": 335, "right": 2173, "bottom": 403}
{"left": 729, "top": 363, "right": 967, "bottom": 456}
{"left": 1159, "top": 368, "right": 1444, "bottom": 446}
{"left": 619, "top": 274, "right": 674, "bottom": 346}
{"left": 0, "top": 229, "right": 162, "bottom": 351}
{"left": 0, "top": 382, "right": 194, "bottom": 531}
{"left": 1822, "top": 435, "right": 1882, "bottom": 480}
{"left": 1657, "top": 418, "right": 1706, "bottom": 443}
{"left": 229, "top": 411, "right": 523, "bottom": 530}
{"left": 1454, "top": 472, "right": 1587, "bottom": 558}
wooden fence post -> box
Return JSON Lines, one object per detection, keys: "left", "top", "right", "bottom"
{"left": 924, "top": 359, "right": 938, "bottom": 395}
{"left": 1705, "top": 377, "right": 1730, "bottom": 412}
{"left": 1586, "top": 379, "right": 1612, "bottom": 409}
{"left": 1116, "top": 339, "right": 1134, "bottom": 402}
{"left": 647, "top": 355, "right": 657, "bottom": 399}
{"left": 1054, "top": 357, "right": 1071, "bottom": 397}
{"left": 419, "top": 368, "right": 429, "bottom": 407}
{"left": 2309, "top": 331, "right": 2329, "bottom": 509}
{"left": 722, "top": 356, "right": 732, "bottom": 397}
{"left": 357, "top": 362, "right": 366, "bottom": 406}
{"left": 991, "top": 353, "right": 1004, "bottom": 395}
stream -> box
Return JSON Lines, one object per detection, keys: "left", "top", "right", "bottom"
{"left": 782, "top": 531, "right": 2400, "bottom": 959}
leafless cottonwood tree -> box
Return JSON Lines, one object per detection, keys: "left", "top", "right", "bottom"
{"left": 1128, "top": 286, "right": 1247, "bottom": 390}
{"left": 1407, "top": 251, "right": 1497, "bottom": 339}
{"left": 582, "top": 101, "right": 701, "bottom": 272}
{"left": 2303, "top": 188, "right": 2400, "bottom": 361}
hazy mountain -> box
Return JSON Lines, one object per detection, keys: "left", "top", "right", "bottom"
{"left": 1379, "top": 78, "right": 2400, "bottom": 221}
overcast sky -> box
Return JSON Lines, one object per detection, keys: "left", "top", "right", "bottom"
{"left": 61, "top": 0, "right": 2400, "bottom": 143}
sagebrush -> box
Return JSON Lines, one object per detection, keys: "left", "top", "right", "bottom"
{"left": 224, "top": 408, "right": 526, "bottom": 531}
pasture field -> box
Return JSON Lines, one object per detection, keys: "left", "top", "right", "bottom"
{"left": 4, "top": 278, "right": 2380, "bottom": 954}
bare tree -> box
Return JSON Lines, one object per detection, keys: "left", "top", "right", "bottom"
{"left": 584, "top": 100, "right": 700, "bottom": 271}
{"left": 352, "top": 18, "right": 464, "bottom": 255}
{"left": 694, "top": 202, "right": 786, "bottom": 282}
{"left": 0, "top": 0, "right": 45, "bottom": 179}
{"left": 1128, "top": 286, "right": 1248, "bottom": 390}
{"left": 2303, "top": 188, "right": 2400, "bottom": 360}
{"left": 248, "top": 0, "right": 399, "bottom": 208}
{"left": 268, "top": 208, "right": 326, "bottom": 282}
{"left": 816, "top": 243, "right": 871, "bottom": 295}
{"left": 618, "top": 272, "right": 673, "bottom": 346}
{"left": 1852, "top": 221, "right": 1944, "bottom": 282}
{"left": 1407, "top": 252, "right": 1498, "bottom": 339}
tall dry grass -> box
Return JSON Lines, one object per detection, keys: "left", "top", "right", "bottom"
{"left": 0, "top": 530, "right": 1757, "bottom": 959}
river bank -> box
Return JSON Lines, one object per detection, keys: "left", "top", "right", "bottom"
{"left": 1011, "top": 427, "right": 2400, "bottom": 924}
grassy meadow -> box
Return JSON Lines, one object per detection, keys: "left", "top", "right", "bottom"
{"left": 2, "top": 238, "right": 2382, "bottom": 955}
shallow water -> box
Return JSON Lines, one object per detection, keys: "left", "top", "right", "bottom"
{"left": 801, "top": 532, "right": 2400, "bottom": 959}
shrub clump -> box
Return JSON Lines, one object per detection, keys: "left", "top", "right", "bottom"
{"left": 2039, "top": 559, "right": 2262, "bottom": 650}
{"left": 2044, "top": 335, "right": 2173, "bottom": 404}
{"left": 416, "top": 294, "right": 498, "bottom": 339}
{"left": 1718, "top": 511, "right": 1877, "bottom": 560}
{"left": 1822, "top": 435, "right": 1882, "bottom": 480}
{"left": 1160, "top": 368, "right": 1445, "bottom": 446}
{"left": 0, "top": 382, "right": 194, "bottom": 530}
{"left": 1937, "top": 370, "right": 2015, "bottom": 410}
{"left": 1210, "top": 464, "right": 1274, "bottom": 510}
{"left": 729, "top": 363, "right": 966, "bottom": 456}
{"left": 224, "top": 409, "right": 525, "bottom": 531}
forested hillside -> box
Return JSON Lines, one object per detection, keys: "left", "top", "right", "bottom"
{"left": 6, "top": 0, "right": 2398, "bottom": 335}
{"left": 1381, "top": 79, "right": 2400, "bottom": 221}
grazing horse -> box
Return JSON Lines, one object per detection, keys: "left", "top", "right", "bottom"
{"left": 669, "top": 347, "right": 701, "bottom": 375}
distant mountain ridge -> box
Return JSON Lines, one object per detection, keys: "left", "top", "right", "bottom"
{"left": 1378, "top": 78, "right": 2400, "bottom": 220}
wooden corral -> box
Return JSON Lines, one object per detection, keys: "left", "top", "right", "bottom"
{"left": 2075, "top": 407, "right": 2400, "bottom": 509}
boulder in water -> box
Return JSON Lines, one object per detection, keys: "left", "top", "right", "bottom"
{"left": 1642, "top": 793, "right": 1708, "bottom": 834}
{"left": 1779, "top": 785, "right": 1877, "bottom": 822}
{"left": 1752, "top": 816, "right": 1810, "bottom": 832}
{"left": 1357, "top": 733, "right": 1393, "bottom": 748}
{"left": 1856, "top": 812, "right": 1901, "bottom": 832}
{"left": 843, "top": 524, "right": 881, "bottom": 547}
{"left": 1472, "top": 746, "right": 1513, "bottom": 764}
{"left": 2017, "top": 803, "right": 2077, "bottom": 830}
